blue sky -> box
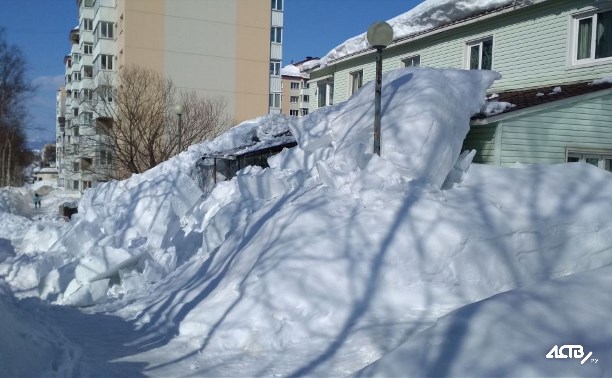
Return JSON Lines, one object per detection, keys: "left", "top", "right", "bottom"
{"left": 0, "top": 0, "right": 420, "bottom": 146}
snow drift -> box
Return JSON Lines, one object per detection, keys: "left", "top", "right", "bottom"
{"left": 1, "top": 66, "right": 612, "bottom": 376}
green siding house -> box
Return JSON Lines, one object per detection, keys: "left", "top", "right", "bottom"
{"left": 307, "top": 0, "right": 612, "bottom": 171}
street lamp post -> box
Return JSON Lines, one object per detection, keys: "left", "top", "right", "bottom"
{"left": 174, "top": 103, "right": 184, "bottom": 153}
{"left": 366, "top": 21, "right": 394, "bottom": 156}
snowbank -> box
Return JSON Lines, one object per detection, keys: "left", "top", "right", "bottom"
{"left": 2, "top": 66, "right": 612, "bottom": 376}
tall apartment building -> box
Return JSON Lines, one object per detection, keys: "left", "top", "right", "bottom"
{"left": 56, "top": 0, "right": 283, "bottom": 191}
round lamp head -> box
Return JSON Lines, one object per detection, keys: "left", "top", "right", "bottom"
{"left": 366, "top": 21, "right": 394, "bottom": 49}
{"left": 174, "top": 104, "right": 185, "bottom": 115}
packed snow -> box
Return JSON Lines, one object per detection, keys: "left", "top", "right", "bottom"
{"left": 313, "top": 0, "right": 529, "bottom": 68}
{"left": 1, "top": 67, "right": 612, "bottom": 377}
{"left": 280, "top": 64, "right": 304, "bottom": 77}
{"left": 592, "top": 76, "right": 612, "bottom": 85}
{"left": 482, "top": 100, "right": 516, "bottom": 115}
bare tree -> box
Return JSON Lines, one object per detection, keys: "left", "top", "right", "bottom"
{"left": 0, "top": 28, "right": 33, "bottom": 186}
{"left": 90, "top": 65, "right": 231, "bottom": 179}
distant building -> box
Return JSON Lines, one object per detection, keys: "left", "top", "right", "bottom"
{"left": 57, "top": 0, "right": 283, "bottom": 191}
{"left": 32, "top": 167, "right": 59, "bottom": 182}
{"left": 280, "top": 57, "right": 317, "bottom": 117}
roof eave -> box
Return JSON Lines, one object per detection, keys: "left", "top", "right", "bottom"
{"left": 471, "top": 87, "right": 612, "bottom": 125}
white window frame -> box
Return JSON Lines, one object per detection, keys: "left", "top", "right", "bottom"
{"left": 272, "top": 0, "right": 283, "bottom": 11}
{"left": 402, "top": 55, "right": 421, "bottom": 67}
{"left": 289, "top": 109, "right": 299, "bottom": 116}
{"left": 271, "top": 27, "right": 282, "bottom": 44}
{"left": 83, "top": 43, "right": 93, "bottom": 55}
{"left": 290, "top": 82, "right": 300, "bottom": 89}
{"left": 349, "top": 70, "right": 363, "bottom": 95}
{"left": 316, "top": 80, "right": 334, "bottom": 107}
{"left": 83, "top": 65, "right": 93, "bottom": 78}
{"left": 290, "top": 96, "right": 299, "bottom": 103}
{"left": 99, "top": 54, "right": 113, "bottom": 70}
{"left": 566, "top": 149, "right": 612, "bottom": 171}
{"left": 570, "top": 8, "right": 612, "bottom": 67}
{"left": 83, "top": 18, "right": 93, "bottom": 31}
{"left": 301, "top": 108, "right": 308, "bottom": 116}
{"left": 269, "top": 93, "right": 281, "bottom": 108}
{"left": 270, "top": 60, "right": 281, "bottom": 76}
{"left": 82, "top": 88, "right": 93, "bottom": 101}
{"left": 465, "top": 37, "right": 494, "bottom": 70}
{"left": 98, "top": 21, "right": 114, "bottom": 39}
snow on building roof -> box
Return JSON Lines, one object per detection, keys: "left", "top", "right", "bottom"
{"left": 312, "top": 0, "right": 541, "bottom": 70}
{"left": 280, "top": 64, "right": 303, "bottom": 77}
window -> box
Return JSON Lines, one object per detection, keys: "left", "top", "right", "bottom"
{"left": 73, "top": 90, "right": 79, "bottom": 99}
{"left": 302, "top": 81, "right": 309, "bottom": 89}
{"left": 73, "top": 125, "right": 79, "bottom": 136}
{"left": 270, "top": 60, "right": 281, "bottom": 76}
{"left": 467, "top": 38, "right": 493, "bottom": 70}
{"left": 350, "top": 70, "right": 363, "bottom": 95}
{"left": 83, "top": 65, "right": 93, "bottom": 78}
{"left": 83, "top": 43, "right": 93, "bottom": 55}
{"left": 402, "top": 55, "right": 421, "bottom": 67}
{"left": 66, "top": 74, "right": 71, "bottom": 84}
{"left": 99, "top": 150, "right": 112, "bottom": 166}
{"left": 82, "top": 112, "right": 93, "bottom": 124}
{"left": 290, "top": 82, "right": 300, "bottom": 89}
{"left": 97, "top": 86, "right": 113, "bottom": 102}
{"left": 317, "top": 81, "right": 334, "bottom": 107}
{"left": 83, "top": 19, "right": 93, "bottom": 31}
{"left": 73, "top": 72, "right": 81, "bottom": 81}
{"left": 573, "top": 10, "right": 612, "bottom": 63}
{"left": 269, "top": 93, "right": 281, "bottom": 108}
{"left": 290, "top": 96, "right": 299, "bottom": 103}
{"left": 290, "top": 110, "right": 299, "bottom": 116}
{"left": 72, "top": 53, "right": 81, "bottom": 63}
{"left": 272, "top": 0, "right": 283, "bottom": 11}
{"left": 567, "top": 150, "right": 612, "bottom": 172}
{"left": 301, "top": 108, "right": 309, "bottom": 116}
{"left": 271, "top": 27, "right": 282, "bottom": 43}
{"left": 302, "top": 95, "right": 309, "bottom": 102}
{"left": 83, "top": 181, "right": 92, "bottom": 189}
{"left": 73, "top": 108, "right": 78, "bottom": 117}
{"left": 82, "top": 88, "right": 93, "bottom": 101}
{"left": 97, "top": 21, "right": 114, "bottom": 39}
{"left": 73, "top": 162, "right": 79, "bottom": 172}
{"left": 73, "top": 180, "right": 79, "bottom": 190}
{"left": 98, "top": 54, "right": 113, "bottom": 70}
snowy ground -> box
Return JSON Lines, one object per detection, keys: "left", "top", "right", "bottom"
{"left": 1, "top": 67, "right": 611, "bottom": 377}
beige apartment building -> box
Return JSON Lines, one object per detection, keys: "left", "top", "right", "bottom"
{"left": 280, "top": 57, "right": 316, "bottom": 117}
{"left": 57, "top": 0, "right": 283, "bottom": 191}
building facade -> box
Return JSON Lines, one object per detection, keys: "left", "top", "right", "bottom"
{"left": 57, "top": 0, "right": 283, "bottom": 191}
{"left": 280, "top": 57, "right": 316, "bottom": 117}
{"left": 306, "top": 0, "right": 612, "bottom": 171}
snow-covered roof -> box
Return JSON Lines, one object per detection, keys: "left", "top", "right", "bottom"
{"left": 473, "top": 77, "right": 612, "bottom": 122}
{"left": 311, "top": 0, "right": 542, "bottom": 70}
{"left": 280, "top": 64, "right": 303, "bottom": 77}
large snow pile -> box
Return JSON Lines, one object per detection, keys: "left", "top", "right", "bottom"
{"left": 1, "top": 67, "right": 612, "bottom": 376}
{"left": 314, "top": 0, "right": 530, "bottom": 68}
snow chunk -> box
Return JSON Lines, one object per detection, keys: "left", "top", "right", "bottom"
{"left": 591, "top": 76, "right": 612, "bottom": 85}
{"left": 292, "top": 67, "right": 500, "bottom": 188}
{"left": 280, "top": 64, "right": 302, "bottom": 77}
{"left": 482, "top": 100, "right": 516, "bottom": 115}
